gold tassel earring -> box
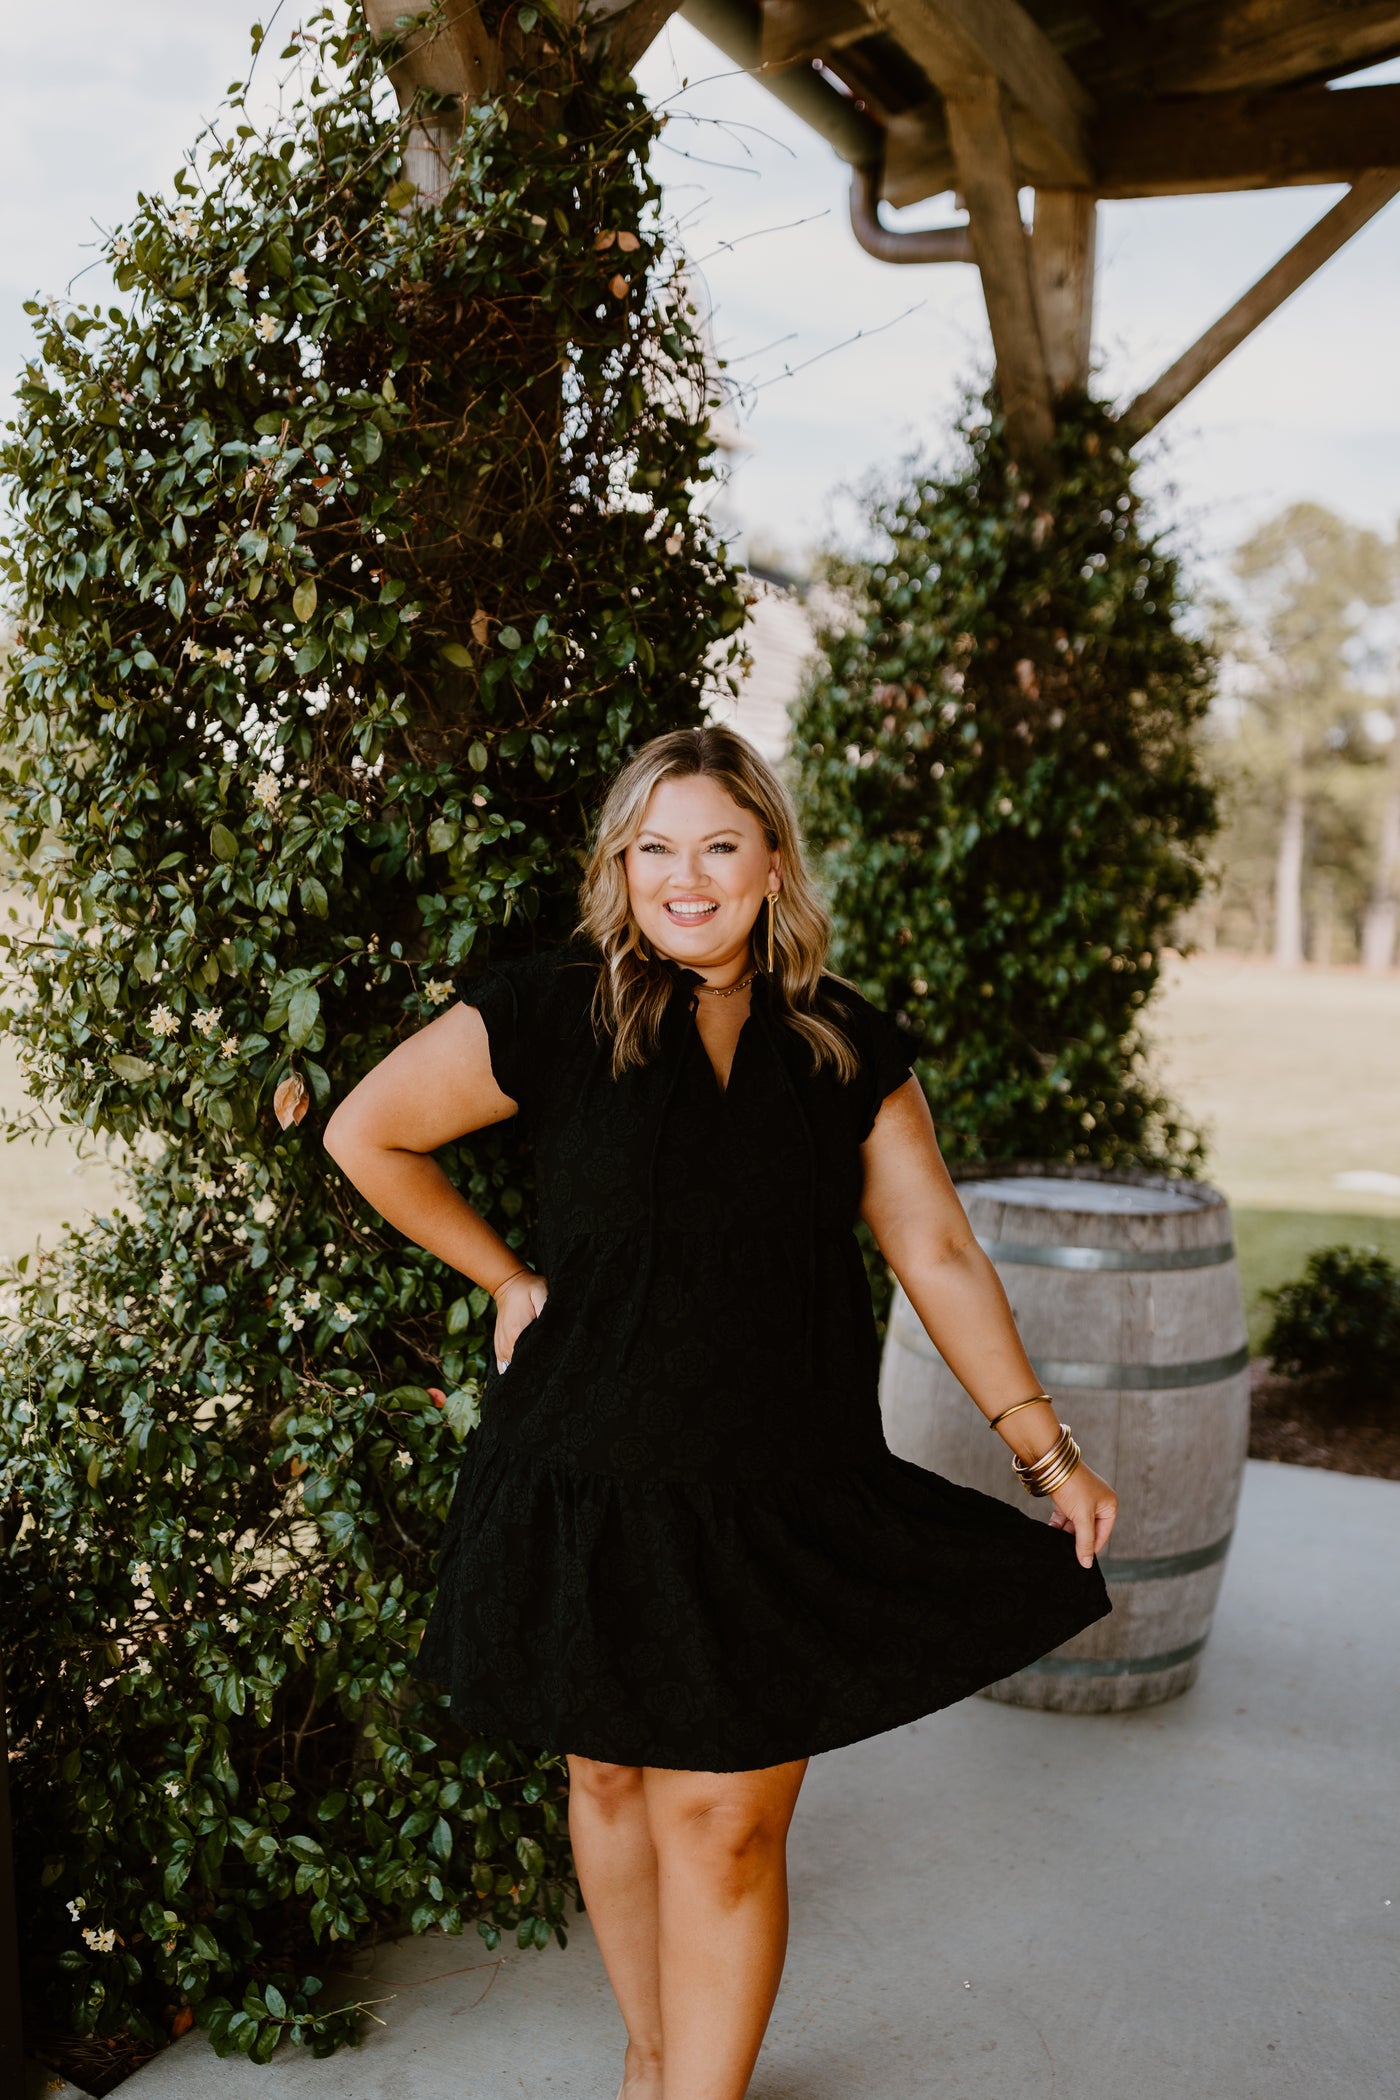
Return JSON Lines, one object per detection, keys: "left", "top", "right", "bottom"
{"left": 766, "top": 890, "right": 777, "bottom": 972}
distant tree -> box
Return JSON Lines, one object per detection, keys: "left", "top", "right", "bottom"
{"left": 1227, "top": 504, "right": 1390, "bottom": 965}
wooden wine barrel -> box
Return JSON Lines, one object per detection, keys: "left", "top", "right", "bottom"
{"left": 879, "top": 1163, "right": 1250, "bottom": 1713}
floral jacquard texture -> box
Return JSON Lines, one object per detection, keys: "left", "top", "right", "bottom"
{"left": 415, "top": 942, "right": 1110, "bottom": 1770}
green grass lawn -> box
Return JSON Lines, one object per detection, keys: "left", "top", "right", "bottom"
{"left": 1233, "top": 1208, "right": 1400, "bottom": 1352}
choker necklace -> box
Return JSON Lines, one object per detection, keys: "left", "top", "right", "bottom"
{"left": 693, "top": 968, "right": 757, "bottom": 999}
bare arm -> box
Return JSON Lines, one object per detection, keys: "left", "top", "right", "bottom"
{"left": 322, "top": 1003, "right": 547, "bottom": 1363}
{"left": 859, "top": 1078, "right": 1117, "bottom": 1567}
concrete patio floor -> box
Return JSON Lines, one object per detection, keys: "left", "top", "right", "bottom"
{"left": 98, "top": 1459, "right": 1399, "bottom": 2100}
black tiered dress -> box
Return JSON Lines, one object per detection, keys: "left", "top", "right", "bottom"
{"left": 413, "top": 938, "right": 1110, "bottom": 1771}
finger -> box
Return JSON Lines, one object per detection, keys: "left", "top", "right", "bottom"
{"left": 1094, "top": 1501, "right": 1116, "bottom": 1553}
{"left": 496, "top": 1356, "right": 509, "bottom": 1373}
{"left": 1074, "top": 1510, "right": 1096, "bottom": 1569}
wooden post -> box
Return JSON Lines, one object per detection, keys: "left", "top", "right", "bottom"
{"left": 945, "top": 78, "right": 1055, "bottom": 462}
{"left": 1031, "top": 189, "right": 1097, "bottom": 398}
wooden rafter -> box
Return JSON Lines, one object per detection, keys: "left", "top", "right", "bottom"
{"left": 944, "top": 76, "right": 1055, "bottom": 459}
{"left": 863, "top": 0, "right": 1095, "bottom": 186}
{"left": 1112, "top": 0, "right": 1400, "bottom": 97}
{"left": 1096, "top": 83, "right": 1400, "bottom": 198}
{"left": 1124, "top": 169, "right": 1400, "bottom": 435}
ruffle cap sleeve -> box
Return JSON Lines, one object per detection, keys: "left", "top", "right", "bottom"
{"left": 822, "top": 978, "right": 920, "bottom": 1141}
{"left": 453, "top": 945, "right": 587, "bottom": 1115}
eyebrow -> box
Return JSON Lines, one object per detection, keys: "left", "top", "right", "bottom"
{"left": 636, "top": 828, "right": 742, "bottom": 841}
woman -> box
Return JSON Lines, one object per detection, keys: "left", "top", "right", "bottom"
{"left": 325, "top": 724, "right": 1116, "bottom": 2100}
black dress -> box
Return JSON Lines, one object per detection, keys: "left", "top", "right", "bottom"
{"left": 414, "top": 939, "right": 1110, "bottom": 1771}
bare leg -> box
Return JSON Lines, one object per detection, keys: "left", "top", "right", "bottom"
{"left": 644, "top": 1759, "right": 809, "bottom": 2100}
{"left": 566, "top": 1755, "right": 664, "bottom": 2100}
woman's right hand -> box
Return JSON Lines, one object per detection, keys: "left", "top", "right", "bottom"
{"left": 493, "top": 1270, "right": 549, "bottom": 1372}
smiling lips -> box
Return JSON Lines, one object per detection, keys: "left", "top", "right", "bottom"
{"left": 664, "top": 899, "right": 719, "bottom": 921}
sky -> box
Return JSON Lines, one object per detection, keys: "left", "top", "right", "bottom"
{"left": 3, "top": 2, "right": 1397, "bottom": 584}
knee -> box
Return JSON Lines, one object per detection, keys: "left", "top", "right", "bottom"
{"left": 566, "top": 1754, "right": 645, "bottom": 1819}
{"left": 668, "top": 1792, "right": 788, "bottom": 1907}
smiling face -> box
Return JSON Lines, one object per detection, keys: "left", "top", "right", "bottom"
{"left": 622, "top": 771, "right": 780, "bottom": 977}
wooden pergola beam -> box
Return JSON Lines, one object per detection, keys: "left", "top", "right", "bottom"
{"left": 1136, "top": 0, "right": 1400, "bottom": 97}
{"left": 1096, "top": 83, "right": 1400, "bottom": 199}
{"left": 944, "top": 77, "right": 1056, "bottom": 460}
{"left": 1124, "top": 168, "right": 1400, "bottom": 435}
{"left": 865, "top": 0, "right": 1094, "bottom": 187}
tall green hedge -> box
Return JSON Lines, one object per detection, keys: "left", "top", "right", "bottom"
{"left": 0, "top": 5, "right": 743, "bottom": 2064}
{"left": 791, "top": 394, "right": 1217, "bottom": 1172}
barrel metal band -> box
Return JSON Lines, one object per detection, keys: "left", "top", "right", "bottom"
{"left": 978, "top": 1236, "right": 1236, "bottom": 1273}
{"left": 1014, "top": 1635, "right": 1209, "bottom": 1679}
{"left": 1097, "top": 1531, "right": 1233, "bottom": 1584}
{"left": 886, "top": 1313, "right": 1250, "bottom": 1392}
{"left": 1030, "top": 1345, "right": 1250, "bottom": 1389}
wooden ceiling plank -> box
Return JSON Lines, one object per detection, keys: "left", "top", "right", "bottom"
{"left": 1125, "top": 169, "right": 1400, "bottom": 434}
{"left": 945, "top": 76, "right": 1056, "bottom": 458}
{"left": 1096, "top": 83, "right": 1400, "bottom": 197}
{"left": 759, "top": 0, "right": 870, "bottom": 69}
{"left": 1031, "top": 188, "right": 1097, "bottom": 397}
{"left": 864, "top": 0, "right": 1095, "bottom": 185}
{"left": 1141, "top": 0, "right": 1400, "bottom": 97}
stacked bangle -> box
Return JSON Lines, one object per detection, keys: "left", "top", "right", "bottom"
{"left": 1012, "top": 1423, "right": 1082, "bottom": 1498}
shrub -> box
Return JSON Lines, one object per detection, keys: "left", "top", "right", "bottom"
{"left": 789, "top": 391, "right": 1217, "bottom": 1172}
{"left": 1263, "top": 1246, "right": 1400, "bottom": 1403}
{"left": 0, "top": 3, "right": 743, "bottom": 2066}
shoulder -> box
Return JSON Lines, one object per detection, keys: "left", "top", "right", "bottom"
{"left": 451, "top": 938, "right": 601, "bottom": 1110}
{"left": 811, "top": 971, "right": 922, "bottom": 1136}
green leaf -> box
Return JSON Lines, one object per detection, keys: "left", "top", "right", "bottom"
{"left": 440, "top": 643, "right": 473, "bottom": 669}
{"left": 292, "top": 578, "right": 317, "bottom": 622}
{"left": 445, "top": 1297, "right": 472, "bottom": 1336}
{"left": 497, "top": 626, "right": 522, "bottom": 652}
{"left": 299, "top": 876, "right": 328, "bottom": 918}
{"left": 263, "top": 1983, "right": 287, "bottom": 2019}
{"left": 384, "top": 178, "right": 417, "bottom": 211}
{"left": 468, "top": 741, "right": 488, "bottom": 773}
{"left": 286, "top": 983, "right": 321, "bottom": 1047}
{"left": 210, "top": 822, "right": 240, "bottom": 863}
{"left": 110, "top": 1054, "right": 155, "bottom": 1082}
{"left": 426, "top": 819, "right": 459, "bottom": 854}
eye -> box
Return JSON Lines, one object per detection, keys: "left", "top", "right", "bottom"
{"left": 637, "top": 841, "right": 669, "bottom": 854}
{"left": 708, "top": 841, "right": 737, "bottom": 853}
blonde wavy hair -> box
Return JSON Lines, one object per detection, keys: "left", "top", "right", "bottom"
{"left": 572, "top": 725, "right": 863, "bottom": 1082}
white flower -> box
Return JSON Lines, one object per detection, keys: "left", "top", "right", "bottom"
{"left": 192, "top": 1007, "right": 223, "bottom": 1039}
{"left": 159, "top": 1267, "right": 178, "bottom": 1296}
{"left": 213, "top": 646, "right": 234, "bottom": 667}
{"left": 82, "top": 1925, "right": 117, "bottom": 1953}
{"left": 333, "top": 1303, "right": 357, "bottom": 1325}
{"left": 80, "top": 1058, "right": 95, "bottom": 1079}
{"left": 322, "top": 1242, "right": 336, "bottom": 1259}
{"left": 423, "top": 980, "right": 453, "bottom": 1006}
{"left": 182, "top": 639, "right": 205, "bottom": 661}
{"left": 193, "top": 1174, "right": 218, "bottom": 1198}
{"left": 133, "top": 1657, "right": 152, "bottom": 1677}
{"left": 148, "top": 1003, "right": 179, "bottom": 1040}
{"left": 254, "top": 312, "right": 280, "bottom": 343}
{"left": 230, "top": 1224, "right": 250, "bottom": 1243}
{"left": 252, "top": 771, "right": 282, "bottom": 813}
{"left": 664, "top": 530, "right": 683, "bottom": 556}
{"left": 163, "top": 1778, "right": 181, "bottom": 1798}
{"left": 173, "top": 208, "right": 197, "bottom": 242}
{"left": 229, "top": 267, "right": 248, "bottom": 291}
{"left": 219, "top": 1613, "right": 238, "bottom": 1635}
{"left": 997, "top": 797, "right": 1014, "bottom": 816}
{"left": 67, "top": 1897, "right": 87, "bottom": 1920}
{"left": 396, "top": 1450, "right": 412, "bottom": 1468}
{"left": 282, "top": 1308, "right": 305, "bottom": 1332}
{"left": 112, "top": 236, "right": 131, "bottom": 259}
{"left": 301, "top": 1289, "right": 321, "bottom": 1311}
{"left": 220, "top": 1035, "right": 241, "bottom": 1060}
{"left": 252, "top": 1195, "right": 277, "bottom": 1225}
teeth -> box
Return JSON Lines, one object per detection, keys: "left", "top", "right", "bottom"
{"left": 667, "top": 902, "right": 717, "bottom": 916}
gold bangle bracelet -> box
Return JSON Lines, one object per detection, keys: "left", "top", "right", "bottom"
{"left": 988, "top": 1393, "right": 1055, "bottom": 1432}
{"left": 1013, "top": 1425, "right": 1082, "bottom": 1498}
{"left": 490, "top": 1264, "right": 532, "bottom": 1301}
